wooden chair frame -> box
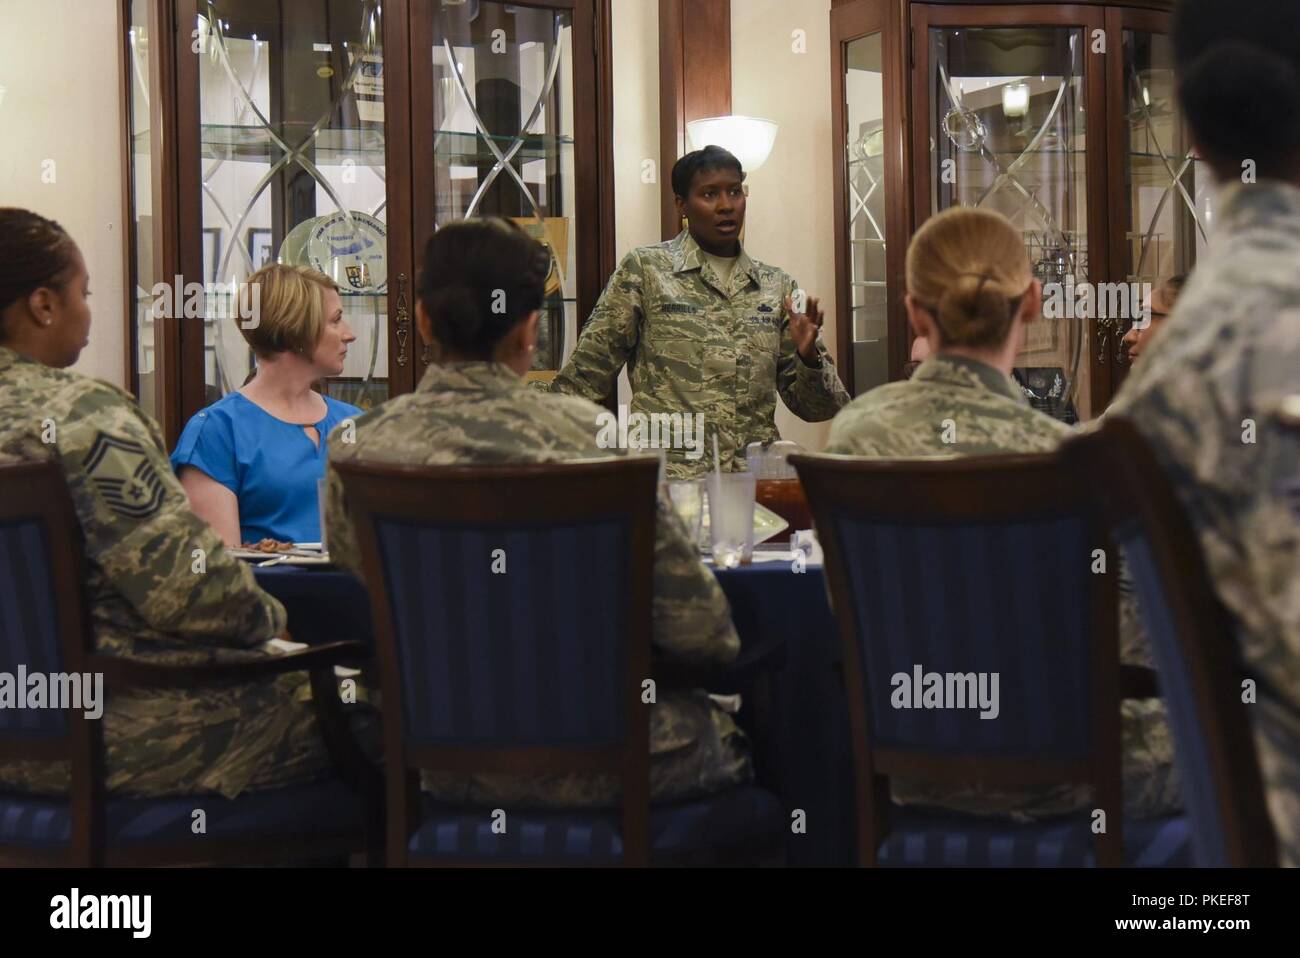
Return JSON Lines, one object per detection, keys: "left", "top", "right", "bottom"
{"left": 790, "top": 451, "right": 1129, "bottom": 866}
{"left": 333, "top": 456, "right": 658, "bottom": 867}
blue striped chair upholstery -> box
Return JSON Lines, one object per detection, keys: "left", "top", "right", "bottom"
{"left": 0, "top": 519, "right": 67, "bottom": 741}
{"left": 1111, "top": 527, "right": 1224, "bottom": 865}
{"left": 376, "top": 521, "right": 628, "bottom": 750}
{"left": 0, "top": 781, "right": 363, "bottom": 851}
{"left": 791, "top": 452, "right": 1191, "bottom": 868}
{"left": 836, "top": 517, "right": 1093, "bottom": 761}
{"left": 410, "top": 786, "right": 783, "bottom": 864}
{"left": 877, "top": 808, "right": 1191, "bottom": 867}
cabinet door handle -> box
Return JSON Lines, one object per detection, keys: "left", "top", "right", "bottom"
{"left": 395, "top": 272, "right": 409, "bottom": 367}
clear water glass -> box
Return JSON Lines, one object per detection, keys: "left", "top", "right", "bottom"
{"left": 707, "top": 471, "right": 756, "bottom": 568}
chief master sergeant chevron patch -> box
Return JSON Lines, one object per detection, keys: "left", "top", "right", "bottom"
{"left": 84, "top": 432, "right": 166, "bottom": 519}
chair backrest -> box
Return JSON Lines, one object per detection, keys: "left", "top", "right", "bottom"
{"left": 333, "top": 456, "right": 659, "bottom": 864}
{"left": 1061, "top": 417, "right": 1277, "bottom": 866}
{"left": 0, "top": 460, "right": 93, "bottom": 746}
{"left": 790, "top": 451, "right": 1124, "bottom": 865}
{"left": 0, "top": 459, "right": 102, "bottom": 865}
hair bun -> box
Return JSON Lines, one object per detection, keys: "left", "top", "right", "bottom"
{"left": 936, "top": 272, "right": 1012, "bottom": 346}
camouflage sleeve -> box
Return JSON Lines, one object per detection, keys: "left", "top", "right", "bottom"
{"left": 775, "top": 275, "right": 852, "bottom": 421}
{"left": 549, "top": 250, "right": 644, "bottom": 401}
{"left": 651, "top": 490, "right": 740, "bottom": 666}
{"left": 824, "top": 404, "right": 883, "bottom": 457}
{"left": 58, "top": 385, "right": 286, "bottom": 646}
{"left": 322, "top": 462, "right": 362, "bottom": 579}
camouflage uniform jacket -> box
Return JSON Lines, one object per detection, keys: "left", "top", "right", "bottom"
{"left": 325, "top": 361, "right": 751, "bottom": 807}
{"left": 826, "top": 354, "right": 1179, "bottom": 821}
{"left": 549, "top": 230, "right": 851, "bottom": 478}
{"left": 1108, "top": 180, "right": 1300, "bottom": 864}
{"left": 0, "top": 347, "right": 336, "bottom": 799}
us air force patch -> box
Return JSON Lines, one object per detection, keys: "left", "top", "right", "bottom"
{"left": 84, "top": 433, "right": 165, "bottom": 519}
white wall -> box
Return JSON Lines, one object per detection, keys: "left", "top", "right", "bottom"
{"left": 0, "top": 0, "right": 126, "bottom": 387}
{"left": 732, "top": 0, "right": 836, "bottom": 452}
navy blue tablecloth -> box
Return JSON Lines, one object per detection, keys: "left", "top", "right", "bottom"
{"left": 253, "top": 561, "right": 855, "bottom": 865}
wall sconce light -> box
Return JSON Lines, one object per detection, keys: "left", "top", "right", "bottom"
{"left": 686, "top": 115, "right": 779, "bottom": 172}
{"left": 1001, "top": 81, "right": 1030, "bottom": 119}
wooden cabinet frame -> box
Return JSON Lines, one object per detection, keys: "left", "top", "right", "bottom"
{"left": 122, "top": 0, "right": 615, "bottom": 446}
{"left": 830, "top": 0, "right": 1177, "bottom": 416}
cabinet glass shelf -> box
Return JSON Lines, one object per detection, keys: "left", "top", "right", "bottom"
{"left": 143, "top": 125, "right": 576, "bottom": 166}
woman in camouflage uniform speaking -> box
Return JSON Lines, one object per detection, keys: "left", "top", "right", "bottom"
{"left": 549, "top": 146, "right": 851, "bottom": 478}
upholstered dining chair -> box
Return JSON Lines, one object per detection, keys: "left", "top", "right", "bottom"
{"left": 790, "top": 451, "right": 1191, "bottom": 867}
{"left": 1061, "top": 418, "right": 1277, "bottom": 866}
{"left": 0, "top": 460, "right": 381, "bottom": 866}
{"left": 333, "top": 456, "right": 784, "bottom": 866}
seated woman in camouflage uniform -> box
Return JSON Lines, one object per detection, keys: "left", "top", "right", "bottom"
{"left": 324, "top": 217, "right": 752, "bottom": 809}
{"left": 0, "top": 208, "right": 350, "bottom": 799}
{"left": 825, "top": 206, "right": 1181, "bottom": 822}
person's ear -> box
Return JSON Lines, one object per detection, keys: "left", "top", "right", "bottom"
{"left": 1017, "top": 279, "right": 1043, "bottom": 326}
{"left": 674, "top": 194, "right": 687, "bottom": 224}
{"left": 415, "top": 298, "right": 433, "bottom": 344}
{"left": 26, "top": 286, "right": 58, "bottom": 328}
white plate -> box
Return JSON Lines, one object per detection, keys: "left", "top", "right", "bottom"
{"left": 277, "top": 216, "right": 319, "bottom": 268}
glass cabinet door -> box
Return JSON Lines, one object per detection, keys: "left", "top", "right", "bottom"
{"left": 843, "top": 32, "right": 890, "bottom": 395}
{"left": 1115, "top": 26, "right": 1210, "bottom": 373}
{"left": 924, "top": 24, "right": 1092, "bottom": 422}
{"left": 190, "top": 0, "right": 393, "bottom": 411}
{"left": 416, "top": 0, "right": 579, "bottom": 373}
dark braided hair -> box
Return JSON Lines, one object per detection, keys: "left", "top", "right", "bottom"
{"left": 0, "top": 208, "right": 77, "bottom": 340}
{"left": 416, "top": 218, "right": 551, "bottom": 360}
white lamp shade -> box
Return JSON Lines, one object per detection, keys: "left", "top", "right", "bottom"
{"left": 685, "top": 115, "right": 779, "bottom": 172}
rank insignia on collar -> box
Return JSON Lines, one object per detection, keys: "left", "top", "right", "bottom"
{"left": 84, "top": 433, "right": 166, "bottom": 520}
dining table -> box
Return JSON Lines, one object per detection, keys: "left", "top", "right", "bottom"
{"left": 253, "top": 551, "right": 856, "bottom": 866}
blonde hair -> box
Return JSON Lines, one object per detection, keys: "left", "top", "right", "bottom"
{"left": 236, "top": 263, "right": 337, "bottom": 358}
{"left": 906, "top": 207, "right": 1033, "bottom": 350}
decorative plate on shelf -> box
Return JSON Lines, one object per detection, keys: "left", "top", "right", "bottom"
{"left": 304, "top": 211, "right": 388, "bottom": 294}
{"left": 278, "top": 215, "right": 320, "bottom": 269}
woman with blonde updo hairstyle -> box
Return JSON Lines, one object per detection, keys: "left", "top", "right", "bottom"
{"left": 904, "top": 205, "right": 1038, "bottom": 357}
{"left": 827, "top": 206, "right": 1062, "bottom": 459}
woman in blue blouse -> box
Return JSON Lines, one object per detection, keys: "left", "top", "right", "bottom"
{"left": 172, "top": 264, "right": 360, "bottom": 545}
